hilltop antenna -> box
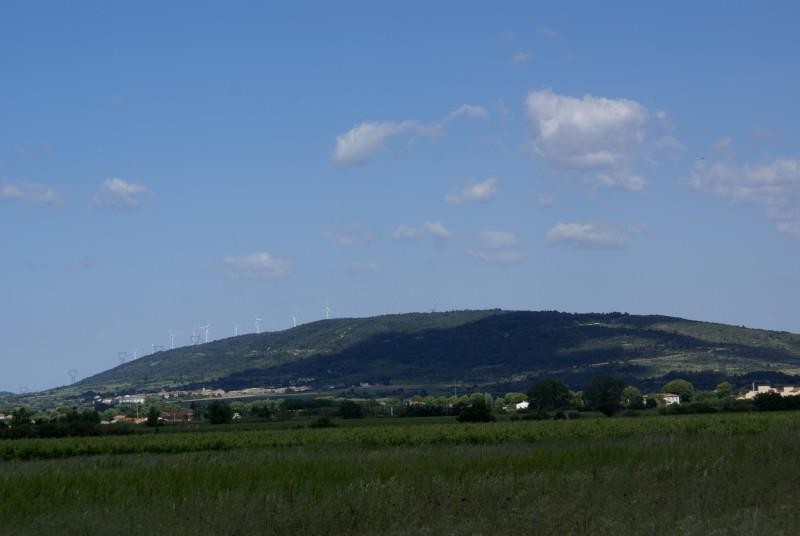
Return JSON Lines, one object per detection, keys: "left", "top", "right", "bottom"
{"left": 201, "top": 322, "right": 212, "bottom": 343}
{"left": 118, "top": 351, "right": 129, "bottom": 364}
{"left": 169, "top": 331, "right": 175, "bottom": 350}
{"left": 68, "top": 369, "right": 78, "bottom": 384}
{"left": 255, "top": 317, "right": 262, "bottom": 335}
{"left": 233, "top": 322, "right": 239, "bottom": 337}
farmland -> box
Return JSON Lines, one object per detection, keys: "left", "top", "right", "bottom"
{"left": 2, "top": 413, "right": 800, "bottom": 534}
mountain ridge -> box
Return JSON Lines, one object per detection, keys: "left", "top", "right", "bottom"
{"left": 38, "top": 309, "right": 800, "bottom": 400}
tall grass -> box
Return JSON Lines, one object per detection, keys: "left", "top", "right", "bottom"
{"left": 2, "top": 413, "right": 800, "bottom": 534}
{"left": 1, "top": 412, "right": 793, "bottom": 461}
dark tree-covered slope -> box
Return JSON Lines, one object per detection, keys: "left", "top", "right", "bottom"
{"left": 38, "top": 310, "right": 800, "bottom": 397}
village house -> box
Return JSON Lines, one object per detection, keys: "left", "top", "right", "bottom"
{"left": 737, "top": 384, "right": 800, "bottom": 400}
{"left": 657, "top": 393, "right": 681, "bottom": 405}
{"left": 118, "top": 395, "right": 146, "bottom": 405}
{"left": 159, "top": 408, "right": 195, "bottom": 422}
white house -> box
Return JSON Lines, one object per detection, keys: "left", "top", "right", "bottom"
{"left": 658, "top": 393, "right": 681, "bottom": 405}
{"left": 515, "top": 401, "right": 530, "bottom": 411}
{"left": 118, "top": 395, "right": 146, "bottom": 405}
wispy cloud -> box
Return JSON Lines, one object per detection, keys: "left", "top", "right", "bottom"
{"left": 478, "top": 230, "right": 517, "bottom": 249}
{"left": 332, "top": 104, "right": 488, "bottom": 167}
{"left": 546, "top": 222, "right": 638, "bottom": 249}
{"left": 0, "top": 181, "right": 60, "bottom": 206}
{"left": 12, "top": 144, "right": 30, "bottom": 157}
{"left": 713, "top": 136, "right": 733, "bottom": 153}
{"left": 445, "top": 177, "right": 498, "bottom": 204}
{"left": 423, "top": 221, "right": 453, "bottom": 239}
{"left": 536, "top": 192, "right": 555, "bottom": 207}
{"left": 224, "top": 252, "right": 290, "bottom": 279}
{"left": 467, "top": 230, "right": 525, "bottom": 264}
{"left": 689, "top": 158, "right": 800, "bottom": 237}
{"left": 467, "top": 249, "right": 526, "bottom": 264}
{"left": 525, "top": 89, "right": 655, "bottom": 192}
{"left": 332, "top": 121, "right": 418, "bottom": 167}
{"left": 536, "top": 26, "right": 560, "bottom": 38}
{"left": 323, "top": 231, "right": 355, "bottom": 246}
{"left": 392, "top": 221, "right": 453, "bottom": 240}
{"left": 348, "top": 260, "right": 381, "bottom": 274}
{"left": 448, "top": 104, "right": 489, "bottom": 120}
{"left": 91, "top": 178, "right": 150, "bottom": 209}
{"left": 512, "top": 50, "right": 530, "bottom": 64}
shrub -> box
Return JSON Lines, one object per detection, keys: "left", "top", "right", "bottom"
{"left": 206, "top": 401, "right": 234, "bottom": 425}
{"left": 339, "top": 400, "right": 364, "bottom": 419}
{"left": 309, "top": 416, "right": 335, "bottom": 428}
{"left": 457, "top": 400, "right": 495, "bottom": 423}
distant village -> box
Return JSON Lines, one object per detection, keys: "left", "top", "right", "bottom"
{"left": 93, "top": 385, "right": 313, "bottom": 408}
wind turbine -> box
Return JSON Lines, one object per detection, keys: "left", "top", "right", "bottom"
{"left": 133, "top": 348, "right": 138, "bottom": 360}
{"left": 118, "top": 351, "right": 129, "bottom": 364}
{"left": 201, "top": 322, "right": 212, "bottom": 343}
{"left": 292, "top": 313, "right": 297, "bottom": 328}
{"left": 169, "top": 331, "right": 175, "bottom": 350}
{"left": 233, "top": 322, "right": 239, "bottom": 337}
{"left": 68, "top": 369, "right": 78, "bottom": 384}
{"left": 255, "top": 317, "right": 262, "bottom": 335}
{"left": 191, "top": 327, "right": 201, "bottom": 345}
{"left": 325, "top": 302, "right": 331, "bottom": 320}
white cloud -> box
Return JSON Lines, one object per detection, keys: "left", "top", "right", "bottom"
{"left": 467, "top": 249, "right": 526, "bottom": 264}
{"left": 422, "top": 220, "right": 453, "bottom": 239}
{"left": 468, "top": 230, "right": 524, "bottom": 264}
{"left": 448, "top": 104, "right": 489, "bottom": 120}
{"left": 331, "top": 121, "right": 418, "bottom": 167}
{"left": 0, "top": 181, "right": 60, "bottom": 206}
{"left": 224, "top": 252, "right": 289, "bottom": 279}
{"left": 393, "top": 221, "right": 453, "bottom": 240}
{"left": 392, "top": 224, "right": 422, "bottom": 240}
{"left": 445, "top": 177, "right": 498, "bottom": 204}
{"left": 512, "top": 50, "right": 530, "bottom": 64}
{"left": 333, "top": 104, "right": 488, "bottom": 167}
{"left": 546, "top": 222, "right": 631, "bottom": 249}
{"left": 525, "top": 89, "right": 651, "bottom": 192}
{"left": 92, "top": 178, "right": 150, "bottom": 208}
{"left": 478, "top": 230, "right": 517, "bottom": 249}
{"left": 689, "top": 158, "right": 800, "bottom": 237}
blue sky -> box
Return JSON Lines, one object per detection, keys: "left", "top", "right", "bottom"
{"left": 2, "top": 1, "right": 799, "bottom": 392}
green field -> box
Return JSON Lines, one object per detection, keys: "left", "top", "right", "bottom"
{"left": 2, "top": 413, "right": 800, "bottom": 534}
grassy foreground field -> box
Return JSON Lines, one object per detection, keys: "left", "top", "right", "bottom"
{"left": 2, "top": 414, "right": 800, "bottom": 534}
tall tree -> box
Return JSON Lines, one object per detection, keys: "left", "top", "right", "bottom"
{"left": 621, "top": 386, "right": 643, "bottom": 409}
{"left": 662, "top": 379, "right": 695, "bottom": 402}
{"left": 206, "top": 401, "right": 233, "bottom": 425}
{"left": 527, "top": 379, "right": 571, "bottom": 412}
{"left": 585, "top": 375, "right": 625, "bottom": 416}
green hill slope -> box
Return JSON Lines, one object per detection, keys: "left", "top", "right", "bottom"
{"left": 34, "top": 310, "right": 800, "bottom": 400}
